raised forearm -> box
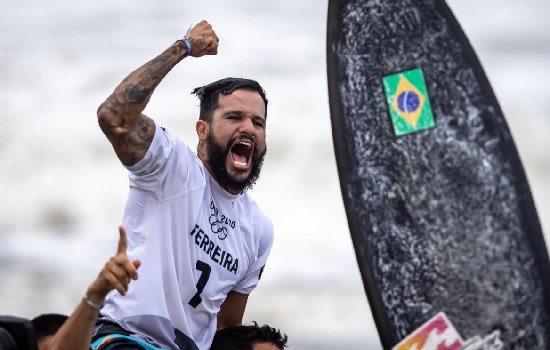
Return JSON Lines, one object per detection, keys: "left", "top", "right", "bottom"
{"left": 49, "top": 226, "right": 141, "bottom": 350}
{"left": 47, "top": 293, "right": 102, "bottom": 350}
{"left": 96, "top": 42, "right": 186, "bottom": 165}
{"left": 97, "top": 41, "right": 187, "bottom": 123}
{"left": 97, "top": 21, "right": 219, "bottom": 166}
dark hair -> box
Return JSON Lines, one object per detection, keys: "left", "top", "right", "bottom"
{"left": 31, "top": 314, "right": 68, "bottom": 341}
{"left": 210, "top": 322, "right": 288, "bottom": 350}
{"left": 192, "top": 78, "right": 268, "bottom": 123}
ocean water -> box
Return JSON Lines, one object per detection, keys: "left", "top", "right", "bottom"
{"left": 0, "top": 0, "right": 548, "bottom": 349}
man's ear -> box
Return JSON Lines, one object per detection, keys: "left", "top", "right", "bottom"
{"left": 196, "top": 120, "right": 209, "bottom": 141}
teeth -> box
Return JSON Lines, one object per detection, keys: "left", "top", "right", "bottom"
{"left": 237, "top": 141, "right": 252, "bottom": 148}
{"left": 234, "top": 161, "right": 247, "bottom": 167}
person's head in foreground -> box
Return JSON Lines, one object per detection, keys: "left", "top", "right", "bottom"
{"left": 193, "top": 77, "right": 268, "bottom": 195}
{"left": 31, "top": 313, "right": 68, "bottom": 350}
{"left": 210, "top": 322, "right": 288, "bottom": 350}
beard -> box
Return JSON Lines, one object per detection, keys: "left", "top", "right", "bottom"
{"left": 206, "top": 130, "right": 266, "bottom": 194}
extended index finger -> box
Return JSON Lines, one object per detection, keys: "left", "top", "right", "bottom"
{"left": 117, "top": 225, "right": 128, "bottom": 256}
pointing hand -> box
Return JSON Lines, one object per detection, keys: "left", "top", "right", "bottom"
{"left": 86, "top": 226, "right": 142, "bottom": 305}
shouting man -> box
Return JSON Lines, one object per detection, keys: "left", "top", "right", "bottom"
{"left": 89, "top": 21, "right": 274, "bottom": 350}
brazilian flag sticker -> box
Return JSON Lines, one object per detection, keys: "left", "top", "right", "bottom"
{"left": 382, "top": 68, "right": 435, "bottom": 136}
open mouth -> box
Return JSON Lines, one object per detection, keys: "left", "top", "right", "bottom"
{"left": 230, "top": 140, "right": 254, "bottom": 169}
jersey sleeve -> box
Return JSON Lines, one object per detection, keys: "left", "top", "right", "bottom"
{"left": 232, "top": 219, "right": 274, "bottom": 295}
{"left": 125, "top": 123, "right": 193, "bottom": 198}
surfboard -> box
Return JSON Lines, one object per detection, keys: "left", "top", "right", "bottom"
{"left": 326, "top": 0, "right": 550, "bottom": 349}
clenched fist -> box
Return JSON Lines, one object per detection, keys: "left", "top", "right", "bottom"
{"left": 187, "top": 20, "right": 219, "bottom": 57}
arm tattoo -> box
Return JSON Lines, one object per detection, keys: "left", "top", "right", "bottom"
{"left": 99, "top": 114, "right": 155, "bottom": 166}
{"left": 97, "top": 42, "right": 187, "bottom": 165}
{"left": 189, "top": 35, "right": 206, "bottom": 47}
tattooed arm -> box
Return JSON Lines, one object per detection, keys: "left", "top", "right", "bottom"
{"left": 97, "top": 20, "right": 219, "bottom": 166}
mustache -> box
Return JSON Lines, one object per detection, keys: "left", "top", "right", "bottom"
{"left": 228, "top": 134, "right": 256, "bottom": 149}
{"left": 206, "top": 130, "right": 266, "bottom": 194}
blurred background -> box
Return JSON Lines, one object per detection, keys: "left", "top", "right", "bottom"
{"left": 0, "top": 0, "right": 548, "bottom": 349}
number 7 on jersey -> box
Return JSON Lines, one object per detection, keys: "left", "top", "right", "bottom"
{"left": 188, "top": 260, "right": 211, "bottom": 308}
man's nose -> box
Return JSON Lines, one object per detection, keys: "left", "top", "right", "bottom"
{"left": 239, "top": 117, "right": 255, "bottom": 135}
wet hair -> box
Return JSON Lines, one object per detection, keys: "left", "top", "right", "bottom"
{"left": 210, "top": 322, "right": 288, "bottom": 350}
{"left": 31, "top": 313, "right": 68, "bottom": 341}
{"left": 192, "top": 78, "right": 268, "bottom": 123}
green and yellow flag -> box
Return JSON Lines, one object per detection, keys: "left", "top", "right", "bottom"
{"left": 382, "top": 68, "right": 435, "bottom": 136}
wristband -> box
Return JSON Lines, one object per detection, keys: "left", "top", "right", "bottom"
{"left": 180, "top": 37, "right": 192, "bottom": 57}
{"left": 83, "top": 293, "right": 104, "bottom": 311}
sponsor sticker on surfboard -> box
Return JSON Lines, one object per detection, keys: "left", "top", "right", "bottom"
{"left": 392, "top": 312, "right": 464, "bottom": 350}
{"left": 383, "top": 68, "right": 435, "bottom": 136}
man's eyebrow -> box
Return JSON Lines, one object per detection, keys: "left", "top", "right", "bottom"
{"left": 223, "top": 110, "right": 244, "bottom": 116}
{"left": 224, "top": 110, "right": 265, "bottom": 120}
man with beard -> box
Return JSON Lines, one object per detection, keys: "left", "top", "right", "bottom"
{"left": 88, "top": 20, "right": 274, "bottom": 350}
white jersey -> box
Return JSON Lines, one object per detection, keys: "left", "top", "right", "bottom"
{"left": 99, "top": 123, "right": 274, "bottom": 350}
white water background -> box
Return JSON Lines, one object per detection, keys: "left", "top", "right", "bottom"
{"left": 0, "top": 0, "right": 549, "bottom": 349}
